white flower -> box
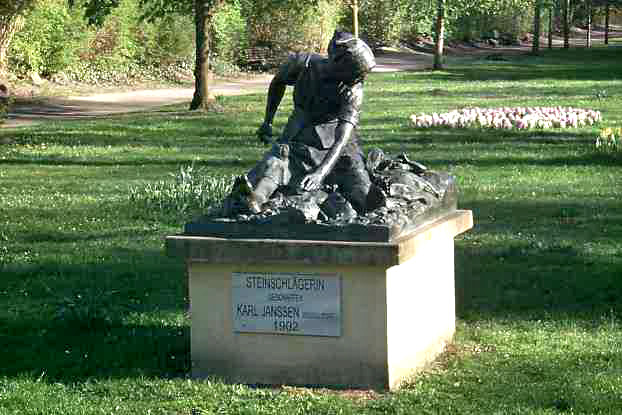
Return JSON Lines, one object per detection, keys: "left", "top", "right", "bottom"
{"left": 410, "top": 106, "right": 602, "bottom": 131}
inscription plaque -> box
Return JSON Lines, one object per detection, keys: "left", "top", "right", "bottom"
{"left": 232, "top": 272, "right": 341, "bottom": 337}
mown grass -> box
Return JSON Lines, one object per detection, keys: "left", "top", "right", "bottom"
{"left": 1, "top": 47, "right": 621, "bottom": 414}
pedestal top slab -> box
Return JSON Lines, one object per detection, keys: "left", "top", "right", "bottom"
{"left": 166, "top": 210, "right": 473, "bottom": 267}
{"left": 184, "top": 193, "right": 457, "bottom": 243}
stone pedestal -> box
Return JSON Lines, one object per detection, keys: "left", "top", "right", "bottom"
{"left": 166, "top": 210, "right": 473, "bottom": 390}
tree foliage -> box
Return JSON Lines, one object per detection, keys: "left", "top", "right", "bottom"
{"left": 9, "top": 0, "right": 88, "bottom": 76}
{"left": 0, "top": 0, "right": 34, "bottom": 74}
{"left": 432, "top": 0, "right": 537, "bottom": 70}
{"left": 79, "top": 0, "right": 326, "bottom": 110}
{"left": 0, "top": 0, "right": 34, "bottom": 16}
{"left": 353, "top": 0, "right": 407, "bottom": 47}
{"left": 242, "top": 0, "right": 338, "bottom": 53}
{"left": 3, "top": 0, "right": 619, "bottom": 104}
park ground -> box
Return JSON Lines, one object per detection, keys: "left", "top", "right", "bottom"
{"left": 0, "top": 30, "right": 621, "bottom": 414}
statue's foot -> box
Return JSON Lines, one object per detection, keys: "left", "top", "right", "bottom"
{"left": 227, "top": 175, "right": 264, "bottom": 215}
{"left": 222, "top": 194, "right": 263, "bottom": 216}
{"left": 245, "top": 197, "right": 262, "bottom": 214}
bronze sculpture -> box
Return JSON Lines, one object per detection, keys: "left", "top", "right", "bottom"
{"left": 197, "top": 31, "right": 457, "bottom": 242}
{"left": 231, "top": 31, "right": 376, "bottom": 215}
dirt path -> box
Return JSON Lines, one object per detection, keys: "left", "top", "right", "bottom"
{"left": 4, "top": 75, "right": 275, "bottom": 128}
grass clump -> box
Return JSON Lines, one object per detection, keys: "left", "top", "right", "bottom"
{"left": 595, "top": 127, "right": 622, "bottom": 154}
{"left": 129, "top": 164, "right": 233, "bottom": 221}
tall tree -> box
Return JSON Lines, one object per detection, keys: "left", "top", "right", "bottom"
{"left": 343, "top": 0, "right": 359, "bottom": 37}
{"left": 433, "top": 0, "right": 445, "bottom": 70}
{"left": 189, "top": 0, "right": 223, "bottom": 111}
{"left": 563, "top": 0, "right": 570, "bottom": 48}
{"left": 432, "top": 0, "right": 535, "bottom": 69}
{"left": 595, "top": 0, "right": 622, "bottom": 45}
{"left": 532, "top": 0, "right": 542, "bottom": 53}
{"left": 605, "top": 1, "right": 610, "bottom": 44}
{"left": 533, "top": 0, "right": 558, "bottom": 52}
{"left": 586, "top": 0, "right": 593, "bottom": 47}
{"left": 353, "top": 0, "right": 359, "bottom": 37}
{"left": 583, "top": 0, "right": 622, "bottom": 47}
{"left": 77, "top": 0, "right": 221, "bottom": 111}
{"left": 548, "top": 5, "right": 553, "bottom": 49}
{"left": 139, "top": 0, "right": 220, "bottom": 111}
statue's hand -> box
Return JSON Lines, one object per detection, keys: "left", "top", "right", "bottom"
{"left": 256, "top": 122, "right": 273, "bottom": 145}
{"left": 298, "top": 171, "right": 324, "bottom": 192}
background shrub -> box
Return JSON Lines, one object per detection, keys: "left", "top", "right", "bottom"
{"left": 241, "top": 0, "right": 340, "bottom": 55}
{"left": 398, "top": 1, "right": 436, "bottom": 43}
{"left": 9, "top": 0, "right": 195, "bottom": 83}
{"left": 9, "top": 0, "right": 89, "bottom": 77}
{"left": 347, "top": 0, "right": 407, "bottom": 47}
{"left": 77, "top": 0, "right": 141, "bottom": 74}
{"left": 451, "top": 8, "right": 534, "bottom": 43}
{"left": 212, "top": 1, "right": 248, "bottom": 67}
{"left": 137, "top": 14, "right": 195, "bottom": 68}
{"left": 0, "top": 98, "right": 8, "bottom": 125}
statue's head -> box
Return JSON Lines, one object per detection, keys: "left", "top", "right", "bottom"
{"left": 327, "top": 31, "right": 376, "bottom": 85}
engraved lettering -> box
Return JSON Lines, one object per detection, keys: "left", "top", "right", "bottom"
{"left": 236, "top": 303, "right": 259, "bottom": 317}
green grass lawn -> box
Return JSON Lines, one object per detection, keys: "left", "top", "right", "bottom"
{"left": 1, "top": 47, "right": 621, "bottom": 414}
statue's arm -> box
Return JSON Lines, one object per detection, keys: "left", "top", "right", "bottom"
{"left": 262, "top": 72, "right": 288, "bottom": 126}
{"left": 257, "top": 53, "right": 305, "bottom": 141}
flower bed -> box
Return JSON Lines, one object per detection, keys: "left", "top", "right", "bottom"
{"left": 410, "top": 107, "right": 602, "bottom": 130}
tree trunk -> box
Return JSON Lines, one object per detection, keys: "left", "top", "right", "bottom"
{"left": 352, "top": 0, "right": 359, "bottom": 37}
{"left": 433, "top": 0, "right": 444, "bottom": 70}
{"left": 190, "top": 0, "right": 215, "bottom": 111}
{"left": 532, "top": 0, "right": 541, "bottom": 54}
{"left": 605, "top": 2, "right": 610, "bottom": 45}
{"left": 586, "top": 0, "right": 592, "bottom": 48}
{"left": 563, "top": 0, "right": 570, "bottom": 49}
{"left": 548, "top": 7, "right": 553, "bottom": 49}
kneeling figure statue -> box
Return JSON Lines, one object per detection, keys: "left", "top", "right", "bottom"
{"left": 228, "top": 31, "right": 375, "bottom": 216}
{"left": 222, "top": 31, "right": 456, "bottom": 234}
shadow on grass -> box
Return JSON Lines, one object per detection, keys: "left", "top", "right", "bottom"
{"left": 455, "top": 198, "right": 622, "bottom": 318}
{"left": 424, "top": 152, "right": 621, "bottom": 168}
{"left": 418, "top": 48, "right": 622, "bottom": 83}
{"left": 0, "top": 247, "right": 190, "bottom": 383}
{"left": 0, "top": 156, "right": 256, "bottom": 169}
{"left": 1, "top": 113, "right": 265, "bottom": 148}
{"left": 380, "top": 342, "right": 622, "bottom": 413}
{"left": 1, "top": 320, "right": 190, "bottom": 381}
{"left": 368, "top": 85, "right": 615, "bottom": 100}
